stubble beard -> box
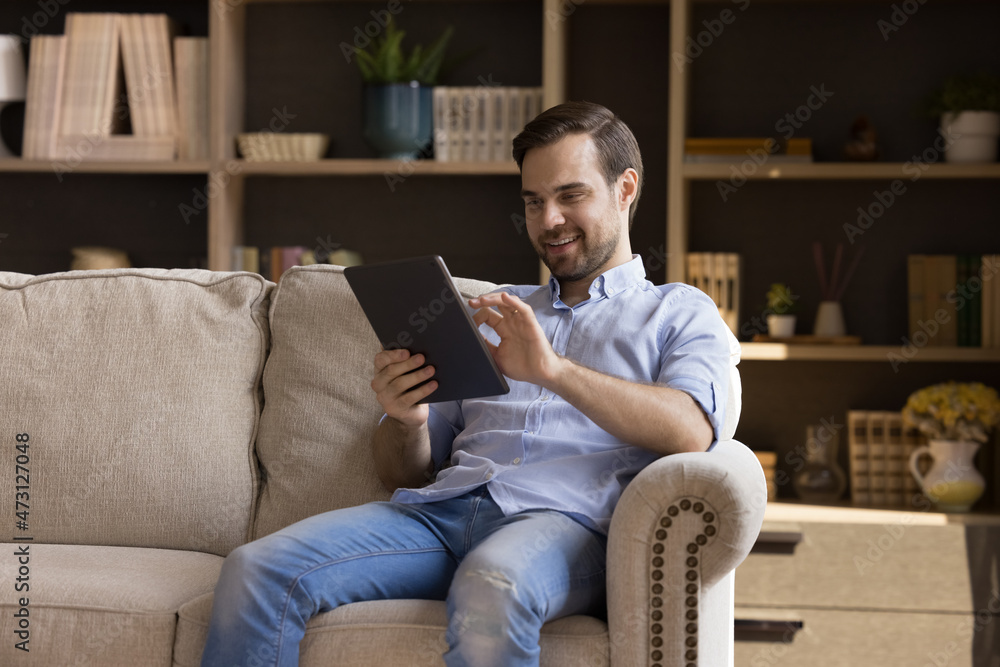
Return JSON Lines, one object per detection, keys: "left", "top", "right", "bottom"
{"left": 534, "top": 204, "right": 623, "bottom": 284}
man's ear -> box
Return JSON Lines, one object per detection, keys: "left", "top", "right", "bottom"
{"left": 617, "top": 168, "right": 639, "bottom": 212}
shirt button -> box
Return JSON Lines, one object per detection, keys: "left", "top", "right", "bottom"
{"left": 486, "top": 472, "right": 494, "bottom": 480}
{"left": 541, "top": 395, "right": 550, "bottom": 401}
{"left": 512, "top": 457, "right": 522, "bottom": 465}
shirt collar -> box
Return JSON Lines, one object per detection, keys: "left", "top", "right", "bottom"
{"left": 548, "top": 254, "right": 647, "bottom": 304}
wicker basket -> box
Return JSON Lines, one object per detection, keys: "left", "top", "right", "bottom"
{"left": 237, "top": 133, "right": 329, "bottom": 161}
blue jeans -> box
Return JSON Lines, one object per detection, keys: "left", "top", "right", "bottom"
{"left": 200, "top": 486, "right": 607, "bottom": 667}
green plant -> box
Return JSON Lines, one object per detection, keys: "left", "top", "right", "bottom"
{"left": 765, "top": 283, "right": 797, "bottom": 315}
{"left": 926, "top": 72, "right": 1000, "bottom": 117}
{"left": 354, "top": 17, "right": 454, "bottom": 86}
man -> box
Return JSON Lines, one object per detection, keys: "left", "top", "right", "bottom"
{"left": 201, "top": 101, "right": 733, "bottom": 667}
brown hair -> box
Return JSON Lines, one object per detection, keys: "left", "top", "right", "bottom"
{"left": 512, "top": 101, "right": 644, "bottom": 227}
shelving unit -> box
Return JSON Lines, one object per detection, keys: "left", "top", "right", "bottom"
{"left": 2, "top": 0, "right": 1000, "bottom": 484}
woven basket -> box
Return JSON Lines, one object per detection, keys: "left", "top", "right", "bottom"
{"left": 237, "top": 133, "right": 329, "bottom": 161}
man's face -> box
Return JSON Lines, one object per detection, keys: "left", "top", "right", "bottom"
{"left": 520, "top": 133, "right": 630, "bottom": 285}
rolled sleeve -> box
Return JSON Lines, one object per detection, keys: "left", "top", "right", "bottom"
{"left": 657, "top": 286, "right": 732, "bottom": 445}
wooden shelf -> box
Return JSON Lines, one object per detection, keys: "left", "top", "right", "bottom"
{"left": 682, "top": 161, "right": 1000, "bottom": 181}
{"left": 236, "top": 159, "right": 520, "bottom": 177}
{"left": 740, "top": 342, "right": 1000, "bottom": 362}
{"left": 0, "top": 159, "right": 211, "bottom": 175}
{"left": 762, "top": 501, "right": 1000, "bottom": 527}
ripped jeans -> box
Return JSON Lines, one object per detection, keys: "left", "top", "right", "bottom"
{"left": 200, "top": 486, "right": 608, "bottom": 667}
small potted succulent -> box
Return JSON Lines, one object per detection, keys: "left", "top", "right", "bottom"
{"left": 764, "top": 282, "right": 798, "bottom": 338}
{"left": 926, "top": 72, "right": 1000, "bottom": 163}
{"left": 353, "top": 17, "right": 453, "bottom": 159}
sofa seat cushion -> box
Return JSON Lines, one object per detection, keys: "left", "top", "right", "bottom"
{"left": 0, "top": 543, "right": 223, "bottom": 667}
{"left": 0, "top": 269, "right": 271, "bottom": 555}
{"left": 175, "top": 594, "right": 609, "bottom": 666}
{"left": 253, "top": 264, "right": 501, "bottom": 538}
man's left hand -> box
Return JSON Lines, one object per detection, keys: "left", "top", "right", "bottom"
{"left": 469, "top": 292, "right": 565, "bottom": 388}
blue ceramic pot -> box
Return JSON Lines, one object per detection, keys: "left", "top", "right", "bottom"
{"left": 362, "top": 82, "right": 433, "bottom": 159}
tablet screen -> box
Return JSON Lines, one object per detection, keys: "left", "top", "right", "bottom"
{"left": 345, "top": 256, "right": 510, "bottom": 403}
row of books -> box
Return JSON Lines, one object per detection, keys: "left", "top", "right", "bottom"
{"left": 847, "top": 410, "right": 924, "bottom": 508}
{"left": 432, "top": 86, "right": 544, "bottom": 163}
{"left": 907, "top": 254, "right": 999, "bottom": 348}
{"left": 685, "top": 252, "right": 741, "bottom": 335}
{"left": 22, "top": 12, "right": 208, "bottom": 162}
{"left": 232, "top": 246, "right": 363, "bottom": 283}
{"left": 683, "top": 137, "right": 813, "bottom": 164}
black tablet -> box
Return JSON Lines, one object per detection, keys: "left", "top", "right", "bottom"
{"left": 345, "top": 256, "right": 510, "bottom": 403}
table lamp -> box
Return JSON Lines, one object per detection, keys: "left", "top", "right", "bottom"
{"left": 0, "top": 35, "right": 27, "bottom": 158}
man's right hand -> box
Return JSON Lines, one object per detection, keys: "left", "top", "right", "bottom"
{"left": 371, "top": 349, "right": 437, "bottom": 427}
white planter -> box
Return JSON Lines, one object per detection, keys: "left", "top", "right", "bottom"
{"left": 941, "top": 111, "right": 1000, "bottom": 163}
{"left": 766, "top": 314, "right": 796, "bottom": 338}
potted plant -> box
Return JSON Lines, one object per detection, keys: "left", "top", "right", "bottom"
{"left": 904, "top": 381, "right": 1000, "bottom": 511}
{"left": 764, "top": 282, "right": 797, "bottom": 338}
{"left": 926, "top": 72, "right": 1000, "bottom": 163}
{"left": 353, "top": 17, "right": 453, "bottom": 159}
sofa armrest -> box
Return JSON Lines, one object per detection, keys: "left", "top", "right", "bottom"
{"left": 606, "top": 439, "right": 766, "bottom": 667}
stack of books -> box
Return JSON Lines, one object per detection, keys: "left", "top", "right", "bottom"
{"left": 684, "top": 252, "right": 741, "bottom": 335}
{"left": 907, "top": 254, "right": 999, "bottom": 348}
{"left": 432, "top": 86, "right": 544, "bottom": 163}
{"left": 847, "top": 410, "right": 924, "bottom": 508}
{"left": 22, "top": 13, "right": 208, "bottom": 162}
{"left": 755, "top": 451, "right": 778, "bottom": 501}
{"left": 683, "top": 137, "right": 813, "bottom": 164}
{"left": 232, "top": 245, "right": 363, "bottom": 282}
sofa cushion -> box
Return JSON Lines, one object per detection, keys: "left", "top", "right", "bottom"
{"left": 252, "top": 264, "right": 500, "bottom": 538}
{"left": 174, "top": 594, "right": 609, "bottom": 666}
{"left": 0, "top": 269, "right": 271, "bottom": 555}
{"left": 0, "top": 543, "right": 223, "bottom": 666}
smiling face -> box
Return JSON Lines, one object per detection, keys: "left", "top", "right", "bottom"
{"left": 520, "top": 133, "right": 636, "bottom": 294}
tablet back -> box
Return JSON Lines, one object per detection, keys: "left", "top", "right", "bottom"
{"left": 345, "top": 256, "right": 510, "bottom": 403}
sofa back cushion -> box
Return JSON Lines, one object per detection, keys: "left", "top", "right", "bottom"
{"left": 0, "top": 269, "right": 271, "bottom": 556}
{"left": 252, "top": 265, "right": 499, "bottom": 538}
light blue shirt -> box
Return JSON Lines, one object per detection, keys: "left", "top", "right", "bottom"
{"left": 391, "top": 255, "right": 733, "bottom": 533}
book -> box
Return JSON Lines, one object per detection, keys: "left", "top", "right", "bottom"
{"left": 847, "top": 411, "right": 871, "bottom": 506}
{"left": 684, "top": 252, "right": 741, "bottom": 336}
{"left": 22, "top": 35, "right": 67, "bottom": 160}
{"left": 174, "top": 37, "right": 209, "bottom": 160}
{"left": 431, "top": 87, "right": 450, "bottom": 162}
{"left": 430, "top": 86, "right": 543, "bottom": 163}
{"left": 59, "top": 13, "right": 126, "bottom": 139}
{"left": 848, "top": 410, "right": 926, "bottom": 508}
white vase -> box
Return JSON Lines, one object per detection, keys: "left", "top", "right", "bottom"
{"left": 908, "top": 440, "right": 985, "bottom": 512}
{"left": 813, "top": 301, "right": 846, "bottom": 337}
{"left": 766, "top": 314, "right": 796, "bottom": 338}
{"left": 941, "top": 111, "right": 1000, "bottom": 163}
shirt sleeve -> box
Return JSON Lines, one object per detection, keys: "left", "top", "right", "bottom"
{"left": 426, "top": 400, "right": 464, "bottom": 468}
{"left": 656, "top": 285, "right": 733, "bottom": 447}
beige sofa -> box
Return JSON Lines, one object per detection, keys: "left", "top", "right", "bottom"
{"left": 0, "top": 265, "right": 766, "bottom": 666}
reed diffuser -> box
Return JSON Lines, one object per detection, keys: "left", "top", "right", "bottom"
{"left": 812, "top": 241, "right": 865, "bottom": 337}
